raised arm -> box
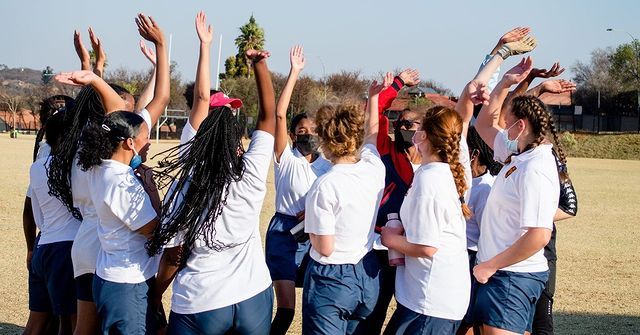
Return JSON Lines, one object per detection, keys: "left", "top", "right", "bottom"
{"left": 248, "top": 49, "right": 276, "bottom": 135}
{"left": 135, "top": 40, "right": 157, "bottom": 113}
{"left": 275, "top": 45, "right": 305, "bottom": 160}
{"left": 475, "top": 57, "right": 533, "bottom": 149}
{"left": 73, "top": 30, "right": 91, "bottom": 71}
{"left": 88, "top": 27, "right": 106, "bottom": 78}
{"left": 54, "top": 70, "right": 126, "bottom": 113}
{"left": 365, "top": 72, "right": 392, "bottom": 146}
{"left": 526, "top": 79, "right": 576, "bottom": 98}
{"left": 189, "top": 11, "right": 214, "bottom": 131}
{"left": 136, "top": 14, "right": 170, "bottom": 125}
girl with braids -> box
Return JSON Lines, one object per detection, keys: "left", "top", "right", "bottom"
{"left": 268, "top": 45, "right": 332, "bottom": 335}
{"left": 301, "top": 74, "right": 390, "bottom": 334}
{"left": 33, "top": 95, "right": 75, "bottom": 162}
{"left": 149, "top": 11, "right": 276, "bottom": 335}
{"left": 472, "top": 57, "right": 562, "bottom": 335}
{"left": 76, "top": 111, "right": 160, "bottom": 334}
{"left": 23, "top": 109, "right": 80, "bottom": 335}
{"left": 381, "top": 106, "right": 472, "bottom": 335}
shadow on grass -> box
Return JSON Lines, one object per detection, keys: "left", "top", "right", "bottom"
{"left": 555, "top": 312, "right": 640, "bottom": 334}
{"left": 0, "top": 323, "right": 23, "bottom": 335}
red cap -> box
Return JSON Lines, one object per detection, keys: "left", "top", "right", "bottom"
{"left": 209, "top": 92, "right": 243, "bottom": 109}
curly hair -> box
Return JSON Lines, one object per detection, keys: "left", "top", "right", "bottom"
{"left": 421, "top": 106, "right": 472, "bottom": 218}
{"left": 467, "top": 125, "right": 503, "bottom": 176}
{"left": 33, "top": 95, "right": 74, "bottom": 162}
{"left": 315, "top": 104, "right": 365, "bottom": 160}
{"left": 77, "top": 111, "right": 145, "bottom": 171}
{"left": 146, "top": 106, "right": 246, "bottom": 264}
{"left": 510, "top": 95, "right": 568, "bottom": 181}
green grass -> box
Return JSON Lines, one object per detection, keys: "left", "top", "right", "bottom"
{"left": 561, "top": 133, "right": 640, "bottom": 160}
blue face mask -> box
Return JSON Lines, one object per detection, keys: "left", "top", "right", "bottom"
{"left": 130, "top": 147, "right": 142, "bottom": 169}
{"left": 504, "top": 120, "right": 522, "bottom": 154}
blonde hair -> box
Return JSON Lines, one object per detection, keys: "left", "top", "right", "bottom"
{"left": 421, "top": 106, "right": 472, "bottom": 218}
{"left": 315, "top": 104, "right": 365, "bottom": 160}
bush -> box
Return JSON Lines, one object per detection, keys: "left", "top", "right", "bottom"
{"left": 559, "top": 131, "right": 578, "bottom": 153}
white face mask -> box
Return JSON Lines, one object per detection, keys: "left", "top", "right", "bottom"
{"left": 503, "top": 120, "right": 523, "bottom": 154}
{"left": 411, "top": 130, "right": 425, "bottom": 152}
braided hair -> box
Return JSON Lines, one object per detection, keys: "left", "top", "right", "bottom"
{"left": 421, "top": 106, "right": 472, "bottom": 218}
{"left": 509, "top": 96, "right": 569, "bottom": 181}
{"left": 146, "top": 106, "right": 246, "bottom": 265}
{"left": 33, "top": 95, "right": 74, "bottom": 162}
{"left": 467, "top": 125, "right": 503, "bottom": 176}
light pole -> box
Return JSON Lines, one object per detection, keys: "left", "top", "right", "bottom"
{"left": 607, "top": 28, "right": 640, "bottom": 132}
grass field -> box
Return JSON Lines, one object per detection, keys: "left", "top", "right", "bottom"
{"left": 0, "top": 134, "right": 639, "bottom": 334}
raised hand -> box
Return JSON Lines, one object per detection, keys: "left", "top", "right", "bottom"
{"left": 55, "top": 70, "right": 98, "bottom": 86}
{"left": 467, "top": 80, "right": 490, "bottom": 105}
{"left": 73, "top": 30, "right": 90, "bottom": 70}
{"left": 136, "top": 13, "right": 165, "bottom": 46}
{"left": 369, "top": 72, "right": 393, "bottom": 97}
{"left": 140, "top": 40, "right": 156, "bottom": 66}
{"left": 246, "top": 49, "right": 271, "bottom": 63}
{"left": 398, "top": 68, "right": 421, "bottom": 87}
{"left": 497, "top": 35, "right": 537, "bottom": 60}
{"left": 503, "top": 57, "right": 534, "bottom": 86}
{"left": 540, "top": 79, "right": 577, "bottom": 94}
{"left": 195, "top": 11, "right": 213, "bottom": 45}
{"left": 531, "top": 62, "right": 566, "bottom": 79}
{"left": 88, "top": 27, "right": 106, "bottom": 64}
{"left": 500, "top": 27, "right": 531, "bottom": 44}
{"left": 289, "top": 45, "right": 305, "bottom": 73}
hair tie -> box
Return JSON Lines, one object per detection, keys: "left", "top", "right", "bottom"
{"left": 459, "top": 196, "right": 465, "bottom": 205}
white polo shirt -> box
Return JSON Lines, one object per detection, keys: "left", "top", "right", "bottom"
{"left": 304, "top": 144, "right": 385, "bottom": 265}
{"left": 396, "top": 162, "right": 470, "bottom": 320}
{"left": 165, "top": 122, "right": 274, "bottom": 314}
{"left": 477, "top": 131, "right": 559, "bottom": 272}
{"left": 89, "top": 159, "right": 159, "bottom": 283}
{"left": 27, "top": 157, "right": 81, "bottom": 245}
{"left": 466, "top": 172, "right": 495, "bottom": 251}
{"left": 274, "top": 144, "right": 332, "bottom": 216}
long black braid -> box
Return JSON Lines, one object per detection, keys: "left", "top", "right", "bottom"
{"left": 46, "top": 86, "right": 105, "bottom": 220}
{"left": 467, "top": 125, "right": 503, "bottom": 176}
{"left": 33, "top": 95, "right": 75, "bottom": 162}
{"left": 146, "top": 107, "right": 246, "bottom": 265}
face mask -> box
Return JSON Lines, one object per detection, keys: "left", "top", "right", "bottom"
{"left": 411, "top": 130, "right": 425, "bottom": 148}
{"left": 294, "top": 134, "right": 319, "bottom": 156}
{"left": 130, "top": 146, "right": 143, "bottom": 169}
{"left": 394, "top": 128, "right": 416, "bottom": 150}
{"left": 504, "top": 120, "right": 522, "bottom": 154}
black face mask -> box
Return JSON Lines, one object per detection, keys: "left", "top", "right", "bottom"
{"left": 294, "top": 134, "right": 319, "bottom": 156}
{"left": 394, "top": 128, "right": 416, "bottom": 151}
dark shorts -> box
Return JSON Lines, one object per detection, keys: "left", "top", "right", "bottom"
{"left": 360, "top": 249, "right": 397, "bottom": 334}
{"left": 462, "top": 250, "right": 479, "bottom": 325}
{"left": 167, "top": 286, "right": 273, "bottom": 335}
{"left": 533, "top": 260, "right": 556, "bottom": 335}
{"left": 473, "top": 270, "right": 548, "bottom": 334}
{"left": 265, "top": 213, "right": 310, "bottom": 283}
{"left": 302, "top": 251, "right": 381, "bottom": 335}
{"left": 28, "top": 240, "right": 77, "bottom": 315}
{"left": 93, "top": 276, "right": 158, "bottom": 335}
{"left": 75, "top": 273, "right": 94, "bottom": 302}
{"left": 383, "top": 303, "right": 461, "bottom": 335}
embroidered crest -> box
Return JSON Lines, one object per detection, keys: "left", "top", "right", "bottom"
{"left": 505, "top": 166, "right": 517, "bottom": 178}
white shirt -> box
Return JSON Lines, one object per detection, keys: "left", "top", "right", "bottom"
{"left": 27, "top": 157, "right": 81, "bottom": 245}
{"left": 36, "top": 141, "right": 51, "bottom": 160}
{"left": 477, "top": 131, "right": 559, "bottom": 272}
{"left": 459, "top": 135, "right": 473, "bottom": 202}
{"left": 89, "top": 159, "right": 159, "bottom": 283}
{"left": 274, "top": 144, "right": 332, "bottom": 216}
{"left": 466, "top": 172, "right": 495, "bottom": 251}
{"left": 396, "top": 162, "right": 470, "bottom": 320}
{"left": 165, "top": 122, "right": 274, "bottom": 314}
{"left": 304, "top": 144, "right": 385, "bottom": 265}
{"left": 71, "top": 156, "right": 101, "bottom": 277}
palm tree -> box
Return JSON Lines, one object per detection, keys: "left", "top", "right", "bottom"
{"left": 234, "top": 15, "right": 265, "bottom": 78}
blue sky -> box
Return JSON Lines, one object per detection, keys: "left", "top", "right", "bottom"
{"left": 0, "top": 0, "right": 637, "bottom": 95}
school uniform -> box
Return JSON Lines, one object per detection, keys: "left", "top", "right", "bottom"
{"left": 302, "top": 143, "right": 385, "bottom": 335}
{"left": 266, "top": 144, "right": 331, "bottom": 283}
{"left": 71, "top": 109, "right": 153, "bottom": 302}
{"left": 27, "top": 157, "right": 81, "bottom": 316}
{"left": 165, "top": 122, "right": 274, "bottom": 335}
{"left": 384, "top": 162, "right": 470, "bottom": 335}
{"left": 474, "top": 130, "right": 559, "bottom": 334}
{"left": 36, "top": 141, "right": 51, "bottom": 160}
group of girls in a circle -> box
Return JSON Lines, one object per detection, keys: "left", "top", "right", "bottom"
{"left": 22, "top": 11, "right": 578, "bottom": 335}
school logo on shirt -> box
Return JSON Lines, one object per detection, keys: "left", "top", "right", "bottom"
{"left": 505, "top": 166, "right": 517, "bottom": 178}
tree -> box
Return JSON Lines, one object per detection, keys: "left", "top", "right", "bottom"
{"left": 609, "top": 40, "right": 640, "bottom": 90}
{"left": 572, "top": 48, "right": 622, "bottom": 99}
{"left": 0, "top": 92, "right": 24, "bottom": 137}
{"left": 222, "top": 15, "right": 265, "bottom": 79}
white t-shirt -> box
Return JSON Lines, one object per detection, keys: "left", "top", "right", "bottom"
{"left": 304, "top": 144, "right": 385, "bottom": 265}
{"left": 465, "top": 172, "right": 495, "bottom": 251}
{"left": 274, "top": 144, "right": 332, "bottom": 216}
{"left": 459, "top": 135, "right": 473, "bottom": 202}
{"left": 71, "top": 156, "right": 100, "bottom": 277}
{"left": 89, "top": 159, "right": 159, "bottom": 283}
{"left": 165, "top": 122, "right": 274, "bottom": 314}
{"left": 27, "top": 157, "right": 81, "bottom": 245}
{"left": 36, "top": 141, "right": 51, "bottom": 160}
{"left": 396, "top": 162, "right": 470, "bottom": 320}
{"left": 137, "top": 108, "right": 152, "bottom": 137}
{"left": 477, "top": 131, "right": 559, "bottom": 272}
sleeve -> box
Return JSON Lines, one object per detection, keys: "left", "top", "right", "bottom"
{"left": 403, "top": 195, "right": 444, "bottom": 248}
{"left": 459, "top": 136, "right": 472, "bottom": 201}
{"left": 136, "top": 108, "right": 153, "bottom": 137}
{"left": 304, "top": 182, "right": 337, "bottom": 235}
{"left": 178, "top": 120, "right": 199, "bottom": 157}
{"left": 518, "top": 170, "right": 558, "bottom": 230}
{"left": 478, "top": 55, "right": 501, "bottom": 93}
{"left": 164, "top": 230, "right": 186, "bottom": 248}
{"left": 242, "top": 130, "right": 275, "bottom": 184}
{"left": 492, "top": 130, "right": 510, "bottom": 164}
{"left": 470, "top": 183, "right": 492, "bottom": 227}
{"left": 376, "top": 77, "right": 403, "bottom": 155}
{"left": 274, "top": 143, "right": 294, "bottom": 166}
{"left": 360, "top": 144, "right": 385, "bottom": 178}
{"left": 104, "top": 174, "right": 158, "bottom": 231}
